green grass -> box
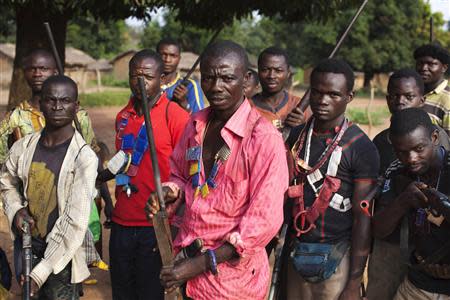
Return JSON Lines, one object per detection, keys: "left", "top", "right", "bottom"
{"left": 347, "top": 107, "right": 390, "bottom": 126}
{"left": 79, "top": 90, "right": 130, "bottom": 107}
{"left": 101, "top": 74, "right": 129, "bottom": 88}
{"left": 293, "top": 68, "right": 304, "bottom": 84}
{"left": 354, "top": 87, "right": 385, "bottom": 98}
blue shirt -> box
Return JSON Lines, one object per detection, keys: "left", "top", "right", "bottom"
{"left": 162, "top": 73, "right": 205, "bottom": 113}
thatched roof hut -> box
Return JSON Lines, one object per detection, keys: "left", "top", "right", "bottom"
{"left": 0, "top": 43, "right": 16, "bottom": 88}
{"left": 0, "top": 43, "right": 98, "bottom": 92}
{"left": 110, "top": 50, "right": 137, "bottom": 81}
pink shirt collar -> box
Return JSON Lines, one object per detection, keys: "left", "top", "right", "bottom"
{"left": 191, "top": 98, "right": 251, "bottom": 143}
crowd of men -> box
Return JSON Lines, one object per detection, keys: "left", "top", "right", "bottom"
{"left": 0, "top": 35, "right": 448, "bottom": 300}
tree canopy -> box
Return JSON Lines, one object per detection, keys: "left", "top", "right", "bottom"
{"left": 1, "top": 0, "right": 449, "bottom": 105}
{"left": 140, "top": 0, "right": 450, "bottom": 84}
{"left": 66, "top": 15, "right": 131, "bottom": 59}
{"left": 1, "top": 0, "right": 360, "bottom": 106}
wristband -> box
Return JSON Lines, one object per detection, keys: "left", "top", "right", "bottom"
{"left": 206, "top": 249, "right": 218, "bottom": 276}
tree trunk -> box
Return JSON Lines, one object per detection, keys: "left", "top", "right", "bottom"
{"left": 363, "top": 71, "right": 374, "bottom": 89}
{"left": 8, "top": 2, "right": 70, "bottom": 109}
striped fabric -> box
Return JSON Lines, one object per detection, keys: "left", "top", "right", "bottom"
{"left": 161, "top": 72, "right": 205, "bottom": 113}
{"left": 164, "top": 99, "right": 289, "bottom": 299}
{"left": 423, "top": 80, "right": 450, "bottom": 135}
{"left": 83, "top": 230, "right": 101, "bottom": 265}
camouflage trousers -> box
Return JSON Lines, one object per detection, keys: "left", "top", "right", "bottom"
{"left": 34, "top": 260, "right": 80, "bottom": 300}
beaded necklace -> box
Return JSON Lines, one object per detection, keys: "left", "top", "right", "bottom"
{"left": 293, "top": 117, "right": 349, "bottom": 178}
{"left": 188, "top": 120, "right": 231, "bottom": 198}
{"left": 115, "top": 94, "right": 160, "bottom": 197}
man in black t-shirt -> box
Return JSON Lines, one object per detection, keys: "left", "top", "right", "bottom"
{"left": 0, "top": 76, "right": 98, "bottom": 299}
{"left": 373, "top": 69, "right": 450, "bottom": 175}
{"left": 373, "top": 108, "right": 450, "bottom": 299}
{"left": 285, "top": 59, "right": 379, "bottom": 300}
{"left": 368, "top": 69, "right": 450, "bottom": 300}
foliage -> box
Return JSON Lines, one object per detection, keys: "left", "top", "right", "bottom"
{"left": 163, "top": 0, "right": 359, "bottom": 29}
{"left": 140, "top": 12, "right": 277, "bottom": 56}
{"left": 79, "top": 90, "right": 130, "bottom": 107}
{"left": 0, "top": 0, "right": 359, "bottom": 30}
{"left": 0, "top": 5, "right": 15, "bottom": 43}
{"left": 140, "top": 0, "right": 450, "bottom": 83}
{"left": 347, "top": 106, "right": 389, "bottom": 126}
{"left": 273, "top": 0, "right": 450, "bottom": 80}
{"left": 66, "top": 14, "right": 131, "bottom": 59}
{"left": 1, "top": 0, "right": 362, "bottom": 108}
{"left": 101, "top": 75, "right": 129, "bottom": 88}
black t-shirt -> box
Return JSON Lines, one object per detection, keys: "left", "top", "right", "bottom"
{"left": 378, "top": 151, "right": 450, "bottom": 295}
{"left": 27, "top": 135, "right": 71, "bottom": 255}
{"left": 373, "top": 125, "right": 450, "bottom": 176}
{"left": 288, "top": 123, "right": 380, "bottom": 243}
{"left": 373, "top": 129, "right": 396, "bottom": 176}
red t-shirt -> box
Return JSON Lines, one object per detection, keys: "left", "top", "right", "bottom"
{"left": 112, "top": 93, "right": 189, "bottom": 226}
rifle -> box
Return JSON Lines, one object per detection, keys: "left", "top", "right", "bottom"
{"left": 138, "top": 77, "right": 177, "bottom": 298}
{"left": 430, "top": 16, "right": 434, "bottom": 43}
{"left": 297, "top": 0, "right": 369, "bottom": 112}
{"left": 181, "top": 27, "right": 222, "bottom": 85}
{"left": 268, "top": 224, "right": 288, "bottom": 300}
{"left": 43, "top": 22, "right": 84, "bottom": 135}
{"left": 22, "top": 221, "right": 32, "bottom": 300}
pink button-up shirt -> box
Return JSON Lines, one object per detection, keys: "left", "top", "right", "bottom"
{"left": 165, "top": 99, "right": 288, "bottom": 300}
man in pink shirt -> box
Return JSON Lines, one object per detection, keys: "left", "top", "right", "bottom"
{"left": 146, "top": 40, "right": 289, "bottom": 299}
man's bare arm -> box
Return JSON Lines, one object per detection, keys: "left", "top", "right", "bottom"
{"left": 339, "top": 179, "right": 374, "bottom": 300}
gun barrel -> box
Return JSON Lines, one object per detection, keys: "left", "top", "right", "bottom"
{"left": 298, "top": 0, "right": 369, "bottom": 112}
{"left": 137, "top": 78, "right": 175, "bottom": 270}
{"left": 22, "top": 222, "right": 32, "bottom": 300}
{"left": 268, "top": 224, "right": 288, "bottom": 300}
{"left": 182, "top": 27, "right": 222, "bottom": 83}
{"left": 328, "top": 0, "right": 369, "bottom": 59}
{"left": 43, "top": 22, "right": 84, "bottom": 137}
{"left": 43, "top": 22, "right": 64, "bottom": 75}
{"left": 138, "top": 78, "right": 166, "bottom": 211}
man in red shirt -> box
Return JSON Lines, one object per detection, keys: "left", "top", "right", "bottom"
{"left": 98, "top": 49, "right": 189, "bottom": 300}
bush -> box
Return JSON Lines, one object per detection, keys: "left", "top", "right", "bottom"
{"left": 355, "top": 87, "right": 385, "bottom": 98}
{"left": 102, "top": 74, "right": 129, "bottom": 88}
{"left": 347, "top": 107, "right": 389, "bottom": 126}
{"left": 79, "top": 90, "right": 130, "bottom": 107}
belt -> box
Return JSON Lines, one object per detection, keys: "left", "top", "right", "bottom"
{"left": 414, "top": 251, "right": 450, "bottom": 279}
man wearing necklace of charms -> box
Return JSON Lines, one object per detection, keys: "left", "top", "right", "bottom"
{"left": 146, "top": 40, "right": 288, "bottom": 300}
{"left": 373, "top": 108, "right": 450, "bottom": 300}
{"left": 285, "top": 58, "right": 379, "bottom": 300}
